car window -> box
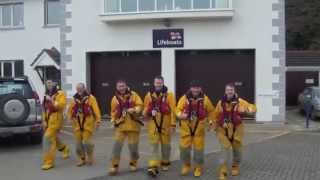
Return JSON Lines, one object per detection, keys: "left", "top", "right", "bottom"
{"left": 313, "top": 90, "right": 320, "bottom": 98}
{"left": 0, "top": 81, "right": 33, "bottom": 98}
{"left": 303, "top": 88, "right": 311, "bottom": 95}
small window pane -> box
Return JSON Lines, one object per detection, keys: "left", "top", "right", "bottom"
{"left": 47, "top": 0, "right": 63, "bottom": 25}
{"left": 13, "top": 4, "right": 24, "bottom": 26}
{"left": 2, "top": 5, "right": 12, "bottom": 26}
{"left": 215, "top": 0, "right": 229, "bottom": 8}
{"left": 157, "top": 0, "right": 173, "bottom": 11}
{"left": 121, "top": 0, "right": 137, "bottom": 12}
{"left": 175, "top": 0, "right": 191, "bottom": 10}
{"left": 194, "top": 0, "right": 210, "bottom": 9}
{"left": 14, "top": 61, "right": 24, "bottom": 77}
{"left": 3, "top": 62, "right": 12, "bottom": 77}
{"left": 139, "top": 0, "right": 154, "bottom": 11}
{"left": 105, "top": 0, "right": 120, "bottom": 13}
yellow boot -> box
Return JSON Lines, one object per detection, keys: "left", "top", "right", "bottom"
{"left": 42, "top": 151, "right": 55, "bottom": 170}
{"left": 108, "top": 166, "right": 118, "bottom": 176}
{"left": 86, "top": 152, "right": 94, "bottom": 166}
{"left": 161, "top": 161, "right": 170, "bottom": 171}
{"left": 76, "top": 157, "right": 86, "bottom": 167}
{"left": 231, "top": 162, "right": 240, "bottom": 176}
{"left": 147, "top": 167, "right": 159, "bottom": 177}
{"left": 129, "top": 160, "right": 138, "bottom": 172}
{"left": 193, "top": 166, "right": 202, "bottom": 177}
{"left": 108, "top": 159, "right": 119, "bottom": 176}
{"left": 219, "top": 164, "right": 228, "bottom": 180}
{"left": 61, "top": 145, "right": 70, "bottom": 159}
{"left": 41, "top": 164, "right": 54, "bottom": 170}
{"left": 181, "top": 163, "right": 191, "bottom": 176}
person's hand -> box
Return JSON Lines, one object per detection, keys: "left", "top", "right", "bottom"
{"left": 208, "top": 123, "right": 217, "bottom": 132}
{"left": 179, "top": 113, "right": 188, "bottom": 120}
{"left": 170, "top": 127, "right": 176, "bottom": 134}
{"left": 42, "top": 122, "right": 47, "bottom": 130}
{"left": 96, "top": 121, "right": 101, "bottom": 130}
{"left": 151, "top": 110, "right": 157, "bottom": 117}
{"left": 45, "top": 95, "right": 52, "bottom": 102}
{"left": 127, "top": 108, "right": 135, "bottom": 114}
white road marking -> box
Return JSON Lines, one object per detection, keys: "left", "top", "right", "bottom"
{"left": 61, "top": 130, "right": 73, "bottom": 136}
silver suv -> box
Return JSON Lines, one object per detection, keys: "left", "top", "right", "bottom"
{"left": 0, "top": 77, "right": 43, "bottom": 144}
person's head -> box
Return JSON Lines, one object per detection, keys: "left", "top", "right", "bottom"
{"left": 154, "top": 75, "right": 164, "bottom": 92}
{"left": 46, "top": 80, "right": 57, "bottom": 92}
{"left": 225, "top": 83, "right": 236, "bottom": 99}
{"left": 116, "top": 79, "right": 128, "bottom": 94}
{"left": 76, "top": 83, "right": 87, "bottom": 96}
{"left": 189, "top": 80, "right": 202, "bottom": 97}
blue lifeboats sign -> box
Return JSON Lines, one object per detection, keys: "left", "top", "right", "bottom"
{"left": 153, "top": 29, "right": 184, "bottom": 48}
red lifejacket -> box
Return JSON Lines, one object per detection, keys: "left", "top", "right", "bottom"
{"left": 72, "top": 93, "right": 92, "bottom": 118}
{"left": 115, "top": 91, "right": 135, "bottom": 119}
{"left": 43, "top": 94, "right": 58, "bottom": 114}
{"left": 146, "top": 92, "right": 171, "bottom": 116}
{"left": 218, "top": 96, "right": 242, "bottom": 127}
{"left": 183, "top": 93, "right": 207, "bottom": 120}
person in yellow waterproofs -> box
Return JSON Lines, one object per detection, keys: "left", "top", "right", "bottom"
{"left": 211, "top": 83, "right": 257, "bottom": 180}
{"left": 41, "top": 80, "right": 70, "bottom": 170}
{"left": 143, "top": 76, "right": 176, "bottom": 177}
{"left": 108, "top": 79, "right": 144, "bottom": 175}
{"left": 176, "top": 80, "right": 215, "bottom": 177}
{"left": 67, "top": 83, "right": 101, "bottom": 167}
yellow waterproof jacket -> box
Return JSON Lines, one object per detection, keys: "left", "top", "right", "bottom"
{"left": 143, "top": 91, "right": 176, "bottom": 136}
{"left": 43, "top": 90, "right": 66, "bottom": 130}
{"left": 176, "top": 95, "right": 215, "bottom": 137}
{"left": 110, "top": 91, "right": 143, "bottom": 132}
{"left": 213, "top": 98, "right": 256, "bottom": 126}
{"left": 67, "top": 94, "right": 101, "bottom": 133}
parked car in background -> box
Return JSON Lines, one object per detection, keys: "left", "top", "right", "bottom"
{"left": 0, "top": 77, "right": 43, "bottom": 144}
{"left": 298, "top": 86, "right": 320, "bottom": 120}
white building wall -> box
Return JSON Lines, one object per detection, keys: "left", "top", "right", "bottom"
{"left": 65, "top": 0, "right": 282, "bottom": 122}
{"left": 0, "top": 0, "right": 60, "bottom": 98}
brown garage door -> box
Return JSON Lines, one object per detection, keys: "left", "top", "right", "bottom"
{"left": 286, "top": 71, "right": 319, "bottom": 106}
{"left": 90, "top": 51, "right": 161, "bottom": 115}
{"left": 176, "top": 50, "right": 255, "bottom": 105}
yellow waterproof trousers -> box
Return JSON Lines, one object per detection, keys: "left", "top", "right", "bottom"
{"left": 110, "top": 130, "right": 140, "bottom": 167}
{"left": 42, "top": 127, "right": 68, "bottom": 166}
{"left": 180, "top": 134, "right": 205, "bottom": 167}
{"left": 148, "top": 131, "right": 171, "bottom": 168}
{"left": 216, "top": 124, "right": 244, "bottom": 165}
{"left": 74, "top": 130, "right": 93, "bottom": 160}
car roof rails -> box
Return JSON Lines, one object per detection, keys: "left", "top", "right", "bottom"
{"left": 0, "top": 76, "right": 28, "bottom": 81}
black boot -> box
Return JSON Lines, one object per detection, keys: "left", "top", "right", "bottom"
{"left": 147, "top": 167, "right": 159, "bottom": 177}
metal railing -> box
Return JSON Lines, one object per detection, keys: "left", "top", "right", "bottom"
{"left": 103, "top": 0, "right": 233, "bottom": 15}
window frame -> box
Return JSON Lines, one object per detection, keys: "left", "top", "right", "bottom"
{"left": 0, "top": 2, "right": 24, "bottom": 28}
{"left": 44, "top": 0, "right": 62, "bottom": 26}
{"left": 0, "top": 60, "right": 24, "bottom": 78}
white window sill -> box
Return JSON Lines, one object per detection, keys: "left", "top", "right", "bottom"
{"left": 0, "top": 26, "right": 25, "bottom": 31}
{"left": 43, "top": 24, "right": 60, "bottom": 28}
{"left": 100, "top": 9, "right": 234, "bottom": 23}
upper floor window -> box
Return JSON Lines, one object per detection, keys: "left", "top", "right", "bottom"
{"left": 44, "top": 0, "right": 63, "bottom": 26}
{"left": 0, "top": 3, "right": 24, "bottom": 27}
{"left": 104, "top": 0, "right": 231, "bottom": 14}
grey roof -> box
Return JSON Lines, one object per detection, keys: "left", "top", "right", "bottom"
{"left": 287, "top": 51, "right": 320, "bottom": 66}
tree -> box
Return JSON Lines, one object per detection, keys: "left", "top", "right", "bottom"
{"left": 286, "top": 0, "right": 320, "bottom": 50}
